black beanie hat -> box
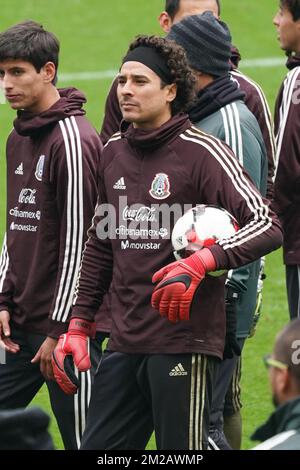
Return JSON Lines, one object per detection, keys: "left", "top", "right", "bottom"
{"left": 167, "top": 11, "right": 232, "bottom": 77}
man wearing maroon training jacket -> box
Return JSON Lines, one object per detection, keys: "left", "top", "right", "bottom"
{"left": 100, "top": 0, "right": 276, "bottom": 449}
{"left": 0, "top": 21, "right": 103, "bottom": 449}
{"left": 53, "top": 34, "right": 282, "bottom": 450}
{"left": 273, "top": 0, "right": 300, "bottom": 320}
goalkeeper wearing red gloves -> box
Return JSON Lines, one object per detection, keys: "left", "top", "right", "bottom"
{"left": 52, "top": 35, "right": 282, "bottom": 450}
{"left": 151, "top": 248, "right": 216, "bottom": 323}
{"left": 52, "top": 319, "right": 96, "bottom": 394}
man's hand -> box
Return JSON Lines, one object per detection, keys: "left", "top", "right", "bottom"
{"left": 31, "top": 337, "right": 58, "bottom": 380}
{"left": 52, "top": 318, "right": 96, "bottom": 394}
{"left": 0, "top": 310, "right": 20, "bottom": 353}
{"left": 223, "top": 288, "right": 241, "bottom": 359}
{"left": 152, "top": 248, "right": 216, "bottom": 323}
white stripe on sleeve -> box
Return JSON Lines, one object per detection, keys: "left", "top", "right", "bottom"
{"left": 51, "top": 116, "right": 84, "bottom": 322}
{"left": 0, "top": 234, "right": 9, "bottom": 292}
{"left": 275, "top": 67, "right": 300, "bottom": 177}
{"left": 180, "top": 128, "right": 272, "bottom": 250}
{"left": 231, "top": 70, "right": 276, "bottom": 166}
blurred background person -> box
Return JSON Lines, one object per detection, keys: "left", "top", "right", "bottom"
{"left": 252, "top": 318, "right": 300, "bottom": 450}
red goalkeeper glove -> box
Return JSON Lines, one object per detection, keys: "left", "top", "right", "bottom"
{"left": 152, "top": 248, "right": 216, "bottom": 323}
{"left": 52, "top": 318, "right": 96, "bottom": 394}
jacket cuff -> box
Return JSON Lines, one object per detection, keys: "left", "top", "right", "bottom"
{"left": 71, "top": 307, "right": 96, "bottom": 323}
{"left": 0, "top": 303, "right": 12, "bottom": 314}
{"left": 209, "top": 243, "right": 229, "bottom": 270}
{"left": 48, "top": 320, "right": 69, "bottom": 339}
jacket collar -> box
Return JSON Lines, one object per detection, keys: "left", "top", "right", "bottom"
{"left": 13, "top": 87, "right": 86, "bottom": 136}
{"left": 122, "top": 113, "right": 190, "bottom": 150}
{"left": 188, "top": 74, "right": 245, "bottom": 123}
{"left": 286, "top": 52, "right": 300, "bottom": 70}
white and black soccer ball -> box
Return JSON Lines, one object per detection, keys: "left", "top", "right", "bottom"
{"left": 172, "top": 205, "right": 239, "bottom": 275}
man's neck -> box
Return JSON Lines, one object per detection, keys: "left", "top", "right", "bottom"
{"left": 28, "top": 86, "right": 60, "bottom": 114}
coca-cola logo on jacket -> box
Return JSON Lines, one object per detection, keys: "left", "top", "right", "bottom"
{"left": 122, "top": 205, "right": 156, "bottom": 222}
{"left": 18, "top": 188, "right": 37, "bottom": 205}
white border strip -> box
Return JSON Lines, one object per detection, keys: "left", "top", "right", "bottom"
{"left": 57, "top": 57, "right": 285, "bottom": 83}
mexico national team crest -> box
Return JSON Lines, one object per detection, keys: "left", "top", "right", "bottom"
{"left": 149, "top": 173, "right": 171, "bottom": 200}
{"left": 35, "top": 155, "right": 45, "bottom": 182}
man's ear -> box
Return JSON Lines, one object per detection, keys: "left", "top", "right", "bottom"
{"left": 41, "top": 62, "right": 56, "bottom": 84}
{"left": 296, "top": 18, "right": 300, "bottom": 35}
{"left": 158, "top": 11, "right": 173, "bottom": 33}
{"left": 277, "top": 368, "right": 291, "bottom": 397}
{"left": 166, "top": 83, "right": 177, "bottom": 104}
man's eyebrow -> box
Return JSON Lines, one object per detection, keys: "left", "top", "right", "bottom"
{"left": 118, "top": 74, "right": 149, "bottom": 80}
{"left": 0, "top": 66, "right": 26, "bottom": 72}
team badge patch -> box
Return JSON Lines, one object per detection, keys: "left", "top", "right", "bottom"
{"left": 149, "top": 173, "right": 171, "bottom": 200}
{"left": 35, "top": 155, "right": 45, "bottom": 182}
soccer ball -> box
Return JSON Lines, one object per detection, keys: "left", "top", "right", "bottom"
{"left": 172, "top": 205, "right": 239, "bottom": 276}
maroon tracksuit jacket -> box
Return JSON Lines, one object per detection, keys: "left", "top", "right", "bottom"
{"left": 0, "top": 88, "right": 105, "bottom": 337}
{"left": 73, "top": 114, "right": 282, "bottom": 359}
{"left": 273, "top": 54, "right": 300, "bottom": 265}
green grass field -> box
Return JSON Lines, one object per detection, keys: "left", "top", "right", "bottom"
{"left": 0, "top": 0, "right": 290, "bottom": 450}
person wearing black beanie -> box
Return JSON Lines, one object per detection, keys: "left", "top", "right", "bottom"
{"left": 167, "top": 11, "right": 268, "bottom": 451}
{"left": 167, "top": 11, "right": 231, "bottom": 77}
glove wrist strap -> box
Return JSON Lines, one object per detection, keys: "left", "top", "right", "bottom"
{"left": 187, "top": 248, "right": 216, "bottom": 273}
{"left": 69, "top": 318, "right": 96, "bottom": 338}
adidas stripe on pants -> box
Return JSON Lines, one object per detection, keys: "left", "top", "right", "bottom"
{"left": 81, "top": 351, "right": 217, "bottom": 450}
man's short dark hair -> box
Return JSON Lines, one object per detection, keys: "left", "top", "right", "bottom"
{"left": 280, "top": 0, "right": 300, "bottom": 21}
{"left": 165, "top": 0, "right": 221, "bottom": 20}
{"left": 0, "top": 20, "right": 59, "bottom": 83}
{"left": 123, "top": 35, "right": 196, "bottom": 115}
{"left": 274, "top": 318, "right": 300, "bottom": 389}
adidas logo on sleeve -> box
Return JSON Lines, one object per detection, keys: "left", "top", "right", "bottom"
{"left": 113, "top": 177, "right": 126, "bottom": 190}
{"left": 169, "top": 363, "right": 188, "bottom": 376}
{"left": 15, "top": 163, "right": 24, "bottom": 175}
